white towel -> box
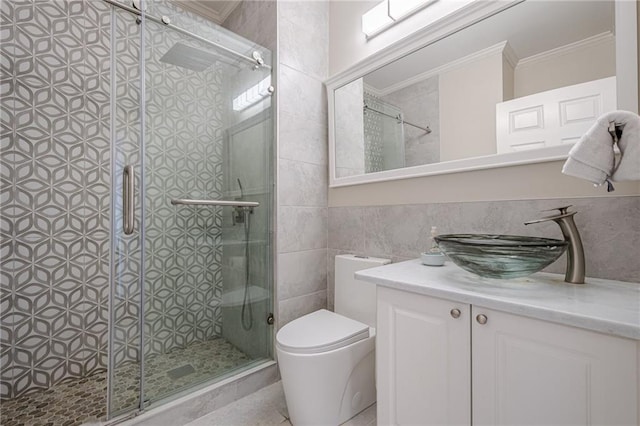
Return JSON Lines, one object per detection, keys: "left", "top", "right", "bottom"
{"left": 562, "top": 110, "right": 640, "bottom": 186}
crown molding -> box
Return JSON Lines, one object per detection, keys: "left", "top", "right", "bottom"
{"left": 374, "top": 40, "right": 513, "bottom": 96}
{"left": 517, "top": 31, "right": 615, "bottom": 68}
{"left": 217, "top": 1, "right": 242, "bottom": 22}
{"left": 502, "top": 41, "right": 519, "bottom": 69}
{"left": 363, "top": 82, "right": 384, "bottom": 98}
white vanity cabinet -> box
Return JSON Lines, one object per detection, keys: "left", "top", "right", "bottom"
{"left": 472, "top": 306, "right": 638, "bottom": 426}
{"left": 376, "top": 286, "right": 471, "bottom": 425}
{"left": 377, "top": 286, "right": 639, "bottom": 426}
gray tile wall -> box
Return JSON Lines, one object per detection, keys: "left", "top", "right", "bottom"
{"left": 276, "top": 1, "right": 329, "bottom": 328}
{"left": 327, "top": 196, "right": 640, "bottom": 309}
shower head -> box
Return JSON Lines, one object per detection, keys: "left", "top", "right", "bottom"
{"left": 159, "top": 42, "right": 218, "bottom": 72}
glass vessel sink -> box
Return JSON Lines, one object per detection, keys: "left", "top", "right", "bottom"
{"left": 434, "top": 234, "right": 568, "bottom": 279}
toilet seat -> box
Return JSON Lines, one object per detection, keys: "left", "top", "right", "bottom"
{"left": 276, "top": 309, "right": 370, "bottom": 355}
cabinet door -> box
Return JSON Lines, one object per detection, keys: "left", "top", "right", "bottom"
{"left": 472, "top": 306, "right": 639, "bottom": 426}
{"left": 377, "top": 287, "right": 470, "bottom": 425}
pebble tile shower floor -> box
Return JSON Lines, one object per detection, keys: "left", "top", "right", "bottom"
{"left": 0, "top": 338, "right": 251, "bottom": 426}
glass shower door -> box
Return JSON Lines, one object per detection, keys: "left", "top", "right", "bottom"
{"left": 140, "top": 6, "right": 274, "bottom": 407}
{"left": 107, "top": 0, "right": 274, "bottom": 417}
{"left": 108, "top": 3, "right": 145, "bottom": 418}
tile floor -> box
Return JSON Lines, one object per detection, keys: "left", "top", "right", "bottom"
{"left": 0, "top": 369, "right": 108, "bottom": 426}
{"left": 0, "top": 338, "right": 252, "bottom": 426}
{"left": 183, "top": 381, "right": 377, "bottom": 426}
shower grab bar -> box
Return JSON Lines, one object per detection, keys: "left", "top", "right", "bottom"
{"left": 171, "top": 199, "right": 260, "bottom": 208}
{"left": 101, "top": 0, "right": 271, "bottom": 70}
{"left": 364, "top": 104, "right": 432, "bottom": 134}
{"left": 123, "top": 165, "right": 135, "bottom": 235}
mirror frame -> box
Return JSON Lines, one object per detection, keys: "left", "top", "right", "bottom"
{"left": 326, "top": 0, "right": 638, "bottom": 188}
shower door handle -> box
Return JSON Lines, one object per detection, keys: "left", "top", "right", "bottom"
{"left": 123, "top": 165, "right": 135, "bottom": 235}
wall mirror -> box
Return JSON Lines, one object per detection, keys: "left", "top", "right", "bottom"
{"left": 327, "top": 0, "right": 638, "bottom": 187}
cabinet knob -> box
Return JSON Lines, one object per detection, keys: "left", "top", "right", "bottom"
{"left": 476, "top": 314, "right": 488, "bottom": 325}
{"left": 450, "top": 308, "right": 461, "bottom": 319}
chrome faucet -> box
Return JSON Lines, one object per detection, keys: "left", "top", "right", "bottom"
{"left": 524, "top": 206, "right": 585, "bottom": 284}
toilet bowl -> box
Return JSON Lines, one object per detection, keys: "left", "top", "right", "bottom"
{"left": 276, "top": 255, "right": 390, "bottom": 426}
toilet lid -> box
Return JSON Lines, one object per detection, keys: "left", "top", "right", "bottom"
{"left": 276, "top": 309, "right": 371, "bottom": 355}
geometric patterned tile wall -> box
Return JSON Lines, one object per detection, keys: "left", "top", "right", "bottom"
{"left": 0, "top": 0, "right": 232, "bottom": 401}
{"left": 0, "top": 0, "right": 112, "bottom": 400}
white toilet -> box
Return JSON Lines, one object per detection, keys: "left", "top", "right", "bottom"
{"left": 276, "top": 255, "right": 390, "bottom": 425}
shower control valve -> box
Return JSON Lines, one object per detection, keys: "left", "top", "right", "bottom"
{"left": 232, "top": 205, "right": 254, "bottom": 226}
{"left": 233, "top": 206, "right": 244, "bottom": 225}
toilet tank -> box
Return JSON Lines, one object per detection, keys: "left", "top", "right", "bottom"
{"left": 334, "top": 255, "right": 391, "bottom": 328}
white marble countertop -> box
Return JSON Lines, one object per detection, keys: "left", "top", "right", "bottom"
{"left": 356, "top": 259, "right": 640, "bottom": 340}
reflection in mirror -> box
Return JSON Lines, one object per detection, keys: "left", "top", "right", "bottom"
{"left": 335, "top": 78, "right": 415, "bottom": 177}
{"left": 333, "top": 0, "right": 624, "bottom": 179}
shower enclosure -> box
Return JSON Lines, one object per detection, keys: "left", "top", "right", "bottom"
{"left": 0, "top": 0, "right": 274, "bottom": 423}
